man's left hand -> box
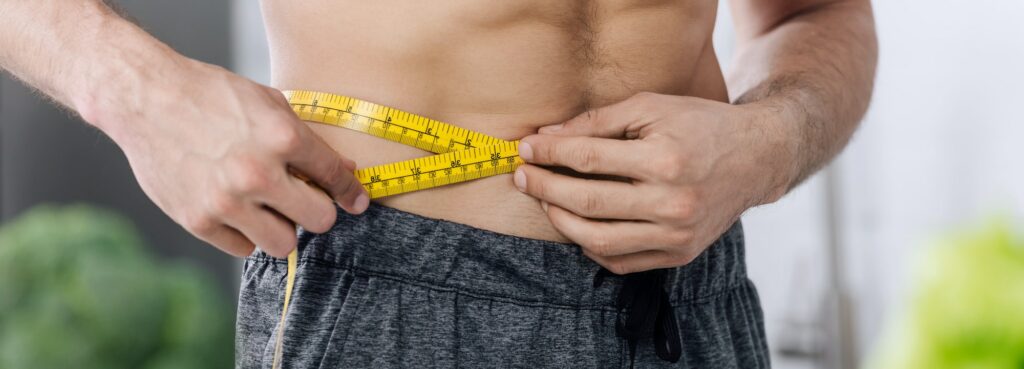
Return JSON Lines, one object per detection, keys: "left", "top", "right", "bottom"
{"left": 514, "top": 92, "right": 797, "bottom": 274}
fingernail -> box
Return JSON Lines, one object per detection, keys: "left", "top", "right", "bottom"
{"left": 539, "top": 124, "right": 563, "bottom": 133}
{"left": 518, "top": 141, "right": 533, "bottom": 162}
{"left": 353, "top": 193, "right": 369, "bottom": 214}
{"left": 541, "top": 201, "right": 548, "bottom": 212}
{"left": 513, "top": 168, "right": 527, "bottom": 192}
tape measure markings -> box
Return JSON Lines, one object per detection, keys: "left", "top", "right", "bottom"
{"left": 287, "top": 90, "right": 509, "bottom": 153}
{"left": 293, "top": 102, "right": 452, "bottom": 153}
{"left": 355, "top": 141, "right": 521, "bottom": 198}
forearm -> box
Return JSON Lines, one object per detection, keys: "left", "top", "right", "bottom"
{"left": 728, "top": 0, "right": 878, "bottom": 191}
{"left": 0, "top": 1, "right": 189, "bottom": 134}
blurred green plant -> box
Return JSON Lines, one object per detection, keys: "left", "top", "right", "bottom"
{"left": 868, "top": 218, "right": 1024, "bottom": 369}
{"left": 0, "top": 205, "right": 234, "bottom": 369}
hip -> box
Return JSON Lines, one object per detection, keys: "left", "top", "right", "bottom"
{"left": 235, "top": 203, "right": 767, "bottom": 368}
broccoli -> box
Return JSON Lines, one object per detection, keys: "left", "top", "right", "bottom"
{"left": 0, "top": 205, "right": 234, "bottom": 369}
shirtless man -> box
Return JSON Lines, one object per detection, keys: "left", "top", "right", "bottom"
{"left": 0, "top": 0, "right": 876, "bottom": 367}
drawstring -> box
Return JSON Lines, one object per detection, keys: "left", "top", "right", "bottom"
{"left": 594, "top": 268, "right": 682, "bottom": 368}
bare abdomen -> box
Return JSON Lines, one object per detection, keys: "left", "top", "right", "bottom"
{"left": 261, "top": 0, "right": 726, "bottom": 241}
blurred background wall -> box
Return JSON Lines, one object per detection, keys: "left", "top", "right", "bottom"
{"left": 2, "top": 1, "right": 1022, "bottom": 368}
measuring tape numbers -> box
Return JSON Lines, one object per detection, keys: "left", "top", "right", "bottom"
{"left": 271, "top": 90, "right": 524, "bottom": 368}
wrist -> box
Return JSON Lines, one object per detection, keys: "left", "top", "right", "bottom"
{"left": 736, "top": 99, "right": 805, "bottom": 204}
{"left": 70, "top": 18, "right": 193, "bottom": 143}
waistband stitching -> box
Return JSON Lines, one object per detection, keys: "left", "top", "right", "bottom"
{"left": 250, "top": 254, "right": 747, "bottom": 308}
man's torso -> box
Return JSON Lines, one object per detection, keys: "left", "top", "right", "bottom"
{"left": 262, "top": 0, "right": 727, "bottom": 242}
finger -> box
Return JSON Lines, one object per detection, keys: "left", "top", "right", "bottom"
{"left": 198, "top": 225, "right": 257, "bottom": 258}
{"left": 514, "top": 165, "right": 648, "bottom": 220}
{"left": 287, "top": 131, "right": 369, "bottom": 214}
{"left": 226, "top": 206, "right": 298, "bottom": 258}
{"left": 544, "top": 203, "right": 686, "bottom": 257}
{"left": 261, "top": 176, "right": 338, "bottom": 234}
{"left": 519, "top": 135, "right": 646, "bottom": 177}
{"left": 342, "top": 157, "right": 357, "bottom": 171}
{"left": 538, "top": 93, "right": 654, "bottom": 138}
{"left": 267, "top": 87, "right": 292, "bottom": 109}
{"left": 584, "top": 249, "right": 678, "bottom": 275}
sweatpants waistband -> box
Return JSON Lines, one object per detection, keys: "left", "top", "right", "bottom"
{"left": 250, "top": 203, "right": 749, "bottom": 309}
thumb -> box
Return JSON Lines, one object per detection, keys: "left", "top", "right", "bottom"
{"left": 537, "top": 93, "right": 653, "bottom": 138}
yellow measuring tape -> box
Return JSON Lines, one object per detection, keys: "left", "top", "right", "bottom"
{"left": 271, "top": 90, "right": 523, "bottom": 368}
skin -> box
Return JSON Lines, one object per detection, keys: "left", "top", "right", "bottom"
{"left": 0, "top": 2, "right": 369, "bottom": 258}
{"left": 515, "top": 1, "right": 879, "bottom": 273}
{"left": 0, "top": 0, "right": 876, "bottom": 274}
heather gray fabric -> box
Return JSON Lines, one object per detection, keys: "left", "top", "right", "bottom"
{"left": 236, "top": 203, "right": 769, "bottom": 368}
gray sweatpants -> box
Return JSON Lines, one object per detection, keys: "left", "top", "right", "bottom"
{"left": 236, "top": 204, "right": 769, "bottom": 368}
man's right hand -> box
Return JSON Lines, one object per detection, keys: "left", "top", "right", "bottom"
{"left": 0, "top": 1, "right": 366, "bottom": 258}
{"left": 91, "top": 59, "right": 368, "bottom": 258}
